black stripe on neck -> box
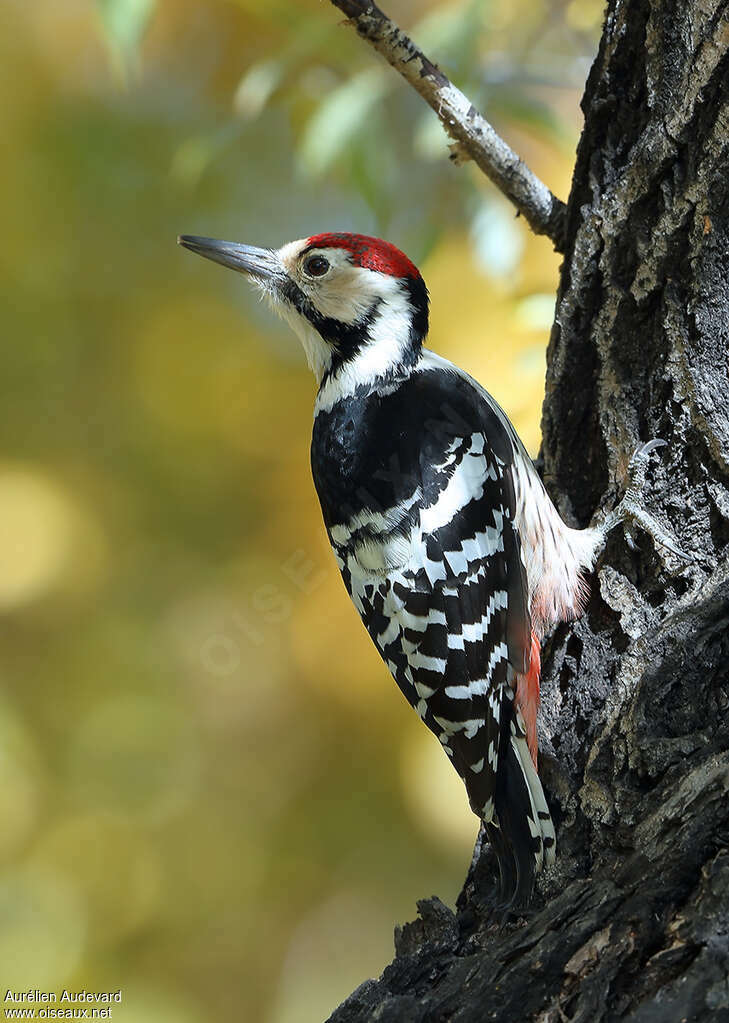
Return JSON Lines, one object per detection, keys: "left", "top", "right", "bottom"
{"left": 280, "top": 278, "right": 375, "bottom": 360}
{"left": 280, "top": 273, "right": 429, "bottom": 388}
{"left": 404, "top": 275, "right": 429, "bottom": 349}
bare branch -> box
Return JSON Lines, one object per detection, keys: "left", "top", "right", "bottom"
{"left": 329, "top": 0, "right": 568, "bottom": 251}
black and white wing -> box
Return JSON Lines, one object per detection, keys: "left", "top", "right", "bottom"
{"left": 324, "top": 369, "right": 555, "bottom": 901}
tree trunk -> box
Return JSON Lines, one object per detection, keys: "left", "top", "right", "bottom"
{"left": 328, "top": 0, "right": 729, "bottom": 1019}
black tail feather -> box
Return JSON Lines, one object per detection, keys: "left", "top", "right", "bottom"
{"left": 486, "top": 707, "right": 555, "bottom": 910}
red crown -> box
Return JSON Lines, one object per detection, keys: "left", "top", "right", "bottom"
{"left": 306, "top": 233, "right": 420, "bottom": 280}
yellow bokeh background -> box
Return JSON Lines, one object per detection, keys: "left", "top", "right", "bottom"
{"left": 0, "top": 0, "right": 598, "bottom": 1019}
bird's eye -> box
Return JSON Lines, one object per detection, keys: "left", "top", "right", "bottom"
{"left": 303, "top": 254, "right": 330, "bottom": 278}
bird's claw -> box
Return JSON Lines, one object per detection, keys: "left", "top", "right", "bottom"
{"left": 601, "top": 438, "right": 691, "bottom": 566}
{"left": 625, "top": 439, "right": 667, "bottom": 503}
{"left": 630, "top": 438, "right": 667, "bottom": 462}
{"left": 620, "top": 497, "right": 691, "bottom": 562}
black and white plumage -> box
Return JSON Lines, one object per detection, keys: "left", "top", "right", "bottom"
{"left": 313, "top": 357, "right": 558, "bottom": 900}
{"left": 178, "top": 230, "right": 665, "bottom": 905}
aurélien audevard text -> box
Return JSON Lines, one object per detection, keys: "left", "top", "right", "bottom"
{"left": 5, "top": 992, "right": 121, "bottom": 1004}
{"left": 4, "top": 989, "right": 122, "bottom": 1017}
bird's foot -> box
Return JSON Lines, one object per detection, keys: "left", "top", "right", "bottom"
{"left": 599, "top": 439, "right": 691, "bottom": 565}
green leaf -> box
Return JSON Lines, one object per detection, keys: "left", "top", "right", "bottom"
{"left": 233, "top": 60, "right": 285, "bottom": 120}
{"left": 414, "top": 0, "right": 483, "bottom": 56}
{"left": 470, "top": 200, "right": 524, "bottom": 279}
{"left": 297, "top": 69, "right": 390, "bottom": 178}
{"left": 169, "top": 125, "right": 242, "bottom": 190}
{"left": 96, "top": 0, "right": 156, "bottom": 76}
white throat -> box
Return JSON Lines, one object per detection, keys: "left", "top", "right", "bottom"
{"left": 274, "top": 297, "right": 334, "bottom": 381}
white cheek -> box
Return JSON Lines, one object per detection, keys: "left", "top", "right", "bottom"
{"left": 307, "top": 270, "right": 380, "bottom": 324}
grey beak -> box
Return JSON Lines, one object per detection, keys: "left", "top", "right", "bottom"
{"left": 178, "top": 235, "right": 280, "bottom": 280}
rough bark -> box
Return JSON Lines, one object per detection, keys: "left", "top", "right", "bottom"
{"left": 328, "top": 0, "right": 729, "bottom": 1020}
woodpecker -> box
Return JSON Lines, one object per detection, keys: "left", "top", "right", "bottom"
{"left": 179, "top": 231, "right": 681, "bottom": 905}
